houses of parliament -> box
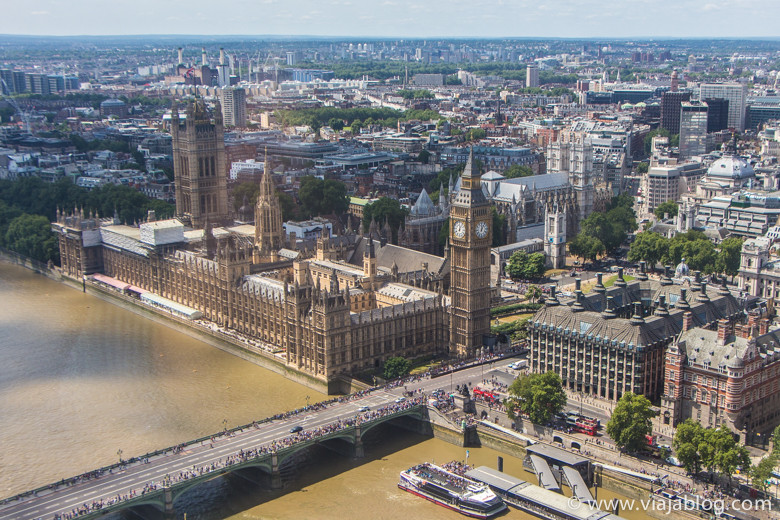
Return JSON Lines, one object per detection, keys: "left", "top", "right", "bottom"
{"left": 53, "top": 100, "right": 492, "bottom": 390}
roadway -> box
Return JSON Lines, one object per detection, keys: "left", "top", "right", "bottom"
{"left": 0, "top": 361, "right": 504, "bottom": 520}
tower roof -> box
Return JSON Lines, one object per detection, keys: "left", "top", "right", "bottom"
{"left": 411, "top": 188, "right": 436, "bottom": 217}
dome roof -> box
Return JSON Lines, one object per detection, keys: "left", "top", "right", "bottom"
{"left": 675, "top": 258, "right": 690, "bottom": 277}
{"left": 707, "top": 156, "right": 754, "bottom": 179}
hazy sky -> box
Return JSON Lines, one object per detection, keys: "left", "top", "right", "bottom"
{"left": 6, "top": 0, "right": 780, "bottom": 38}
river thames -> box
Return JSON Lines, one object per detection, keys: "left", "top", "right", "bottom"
{"left": 0, "top": 262, "right": 641, "bottom": 519}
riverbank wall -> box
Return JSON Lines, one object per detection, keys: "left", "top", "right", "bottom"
{"left": 0, "top": 251, "right": 347, "bottom": 396}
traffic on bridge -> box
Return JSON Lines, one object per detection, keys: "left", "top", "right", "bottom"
{"left": 0, "top": 357, "right": 505, "bottom": 520}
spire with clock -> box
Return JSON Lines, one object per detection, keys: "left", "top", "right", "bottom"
{"left": 449, "top": 148, "right": 492, "bottom": 358}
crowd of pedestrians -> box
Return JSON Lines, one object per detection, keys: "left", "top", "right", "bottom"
{"left": 43, "top": 396, "right": 427, "bottom": 520}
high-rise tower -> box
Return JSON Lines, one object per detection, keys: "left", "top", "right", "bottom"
{"left": 171, "top": 99, "right": 229, "bottom": 229}
{"left": 449, "top": 149, "right": 492, "bottom": 358}
{"left": 254, "top": 151, "right": 283, "bottom": 258}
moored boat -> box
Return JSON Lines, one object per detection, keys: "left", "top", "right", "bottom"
{"left": 398, "top": 462, "right": 507, "bottom": 518}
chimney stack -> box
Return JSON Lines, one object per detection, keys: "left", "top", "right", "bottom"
{"left": 697, "top": 282, "right": 709, "bottom": 301}
{"left": 178, "top": 47, "right": 184, "bottom": 65}
{"left": 575, "top": 278, "right": 581, "bottom": 291}
{"left": 760, "top": 318, "right": 770, "bottom": 336}
{"left": 546, "top": 285, "right": 559, "bottom": 306}
{"left": 638, "top": 261, "right": 648, "bottom": 281}
{"left": 630, "top": 302, "right": 645, "bottom": 325}
{"left": 677, "top": 288, "right": 690, "bottom": 310}
{"left": 594, "top": 273, "right": 606, "bottom": 293}
{"left": 615, "top": 267, "right": 627, "bottom": 287}
{"left": 683, "top": 311, "right": 694, "bottom": 332}
{"left": 202, "top": 47, "right": 207, "bottom": 66}
{"left": 717, "top": 319, "right": 731, "bottom": 346}
{"left": 655, "top": 294, "right": 669, "bottom": 316}
{"left": 602, "top": 296, "right": 617, "bottom": 319}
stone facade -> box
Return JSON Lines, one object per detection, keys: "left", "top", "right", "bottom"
{"left": 449, "top": 150, "right": 493, "bottom": 358}
{"left": 52, "top": 212, "right": 450, "bottom": 386}
{"left": 530, "top": 267, "right": 742, "bottom": 401}
{"left": 660, "top": 314, "right": 780, "bottom": 443}
{"left": 172, "top": 99, "right": 229, "bottom": 229}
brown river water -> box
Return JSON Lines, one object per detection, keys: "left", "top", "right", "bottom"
{"left": 0, "top": 262, "right": 644, "bottom": 519}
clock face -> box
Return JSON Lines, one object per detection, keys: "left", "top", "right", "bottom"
{"left": 453, "top": 221, "right": 466, "bottom": 239}
{"left": 475, "top": 221, "right": 489, "bottom": 239}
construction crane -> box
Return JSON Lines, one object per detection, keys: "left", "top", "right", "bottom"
{"left": 0, "top": 79, "right": 30, "bottom": 133}
{"left": 260, "top": 52, "right": 282, "bottom": 84}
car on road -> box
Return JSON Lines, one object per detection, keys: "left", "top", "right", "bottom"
{"left": 394, "top": 396, "right": 406, "bottom": 403}
{"left": 289, "top": 425, "right": 303, "bottom": 433}
{"left": 357, "top": 405, "right": 370, "bottom": 412}
{"left": 508, "top": 360, "right": 528, "bottom": 370}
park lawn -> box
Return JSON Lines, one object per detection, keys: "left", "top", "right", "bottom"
{"left": 496, "top": 312, "right": 535, "bottom": 324}
{"left": 604, "top": 274, "right": 635, "bottom": 287}
{"left": 581, "top": 274, "right": 635, "bottom": 293}
{"left": 545, "top": 268, "right": 568, "bottom": 277}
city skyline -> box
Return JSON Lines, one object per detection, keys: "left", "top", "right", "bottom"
{"left": 5, "top": 0, "right": 780, "bottom": 39}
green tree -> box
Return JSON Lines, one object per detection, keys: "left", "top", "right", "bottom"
{"left": 362, "top": 197, "right": 408, "bottom": 243}
{"left": 627, "top": 232, "right": 668, "bottom": 271}
{"left": 328, "top": 118, "right": 344, "bottom": 132}
{"left": 524, "top": 285, "right": 542, "bottom": 304}
{"left": 298, "top": 177, "right": 349, "bottom": 218}
{"left": 417, "top": 149, "right": 431, "bottom": 164}
{"left": 277, "top": 191, "right": 298, "bottom": 221}
{"left": 644, "top": 128, "right": 672, "bottom": 155}
{"left": 568, "top": 233, "right": 605, "bottom": 263}
{"left": 503, "top": 164, "right": 534, "bottom": 179}
{"left": 506, "top": 250, "right": 546, "bottom": 280}
{"left": 382, "top": 356, "right": 412, "bottom": 380}
{"left": 232, "top": 182, "right": 260, "bottom": 212}
{"left": 5, "top": 214, "right": 59, "bottom": 264}
{"left": 716, "top": 237, "right": 744, "bottom": 280}
{"left": 606, "top": 392, "right": 656, "bottom": 452}
{"left": 654, "top": 201, "right": 679, "bottom": 220}
{"left": 673, "top": 419, "right": 707, "bottom": 474}
{"left": 710, "top": 425, "right": 750, "bottom": 480}
{"left": 663, "top": 231, "right": 718, "bottom": 274}
{"left": 607, "top": 193, "right": 634, "bottom": 211}
{"left": 751, "top": 455, "right": 776, "bottom": 492}
{"left": 492, "top": 207, "right": 506, "bottom": 247}
{"left": 505, "top": 371, "right": 566, "bottom": 425}
{"left": 466, "top": 128, "right": 487, "bottom": 141}
{"left": 637, "top": 162, "right": 649, "bottom": 174}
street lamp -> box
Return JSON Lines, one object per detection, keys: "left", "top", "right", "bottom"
{"left": 305, "top": 395, "right": 310, "bottom": 408}
{"left": 223, "top": 418, "right": 228, "bottom": 432}
{"left": 117, "top": 449, "right": 123, "bottom": 463}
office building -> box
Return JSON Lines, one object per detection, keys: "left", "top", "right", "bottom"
{"left": 220, "top": 87, "right": 247, "bottom": 128}
{"left": 703, "top": 98, "right": 729, "bottom": 133}
{"left": 699, "top": 83, "right": 747, "bottom": 131}
{"left": 679, "top": 101, "right": 708, "bottom": 159}
{"left": 661, "top": 314, "right": 779, "bottom": 443}
{"left": 530, "top": 269, "right": 741, "bottom": 401}
{"left": 526, "top": 64, "right": 539, "bottom": 88}
{"left": 660, "top": 91, "right": 691, "bottom": 134}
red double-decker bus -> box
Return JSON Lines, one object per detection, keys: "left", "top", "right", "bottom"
{"left": 573, "top": 421, "right": 597, "bottom": 436}
{"left": 473, "top": 388, "right": 499, "bottom": 403}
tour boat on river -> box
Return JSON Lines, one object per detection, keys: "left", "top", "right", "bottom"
{"left": 398, "top": 462, "right": 508, "bottom": 518}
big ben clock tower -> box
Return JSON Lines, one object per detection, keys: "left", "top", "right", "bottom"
{"left": 449, "top": 149, "right": 492, "bottom": 358}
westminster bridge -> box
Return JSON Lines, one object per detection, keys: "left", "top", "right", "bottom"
{"left": 0, "top": 361, "right": 499, "bottom": 520}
